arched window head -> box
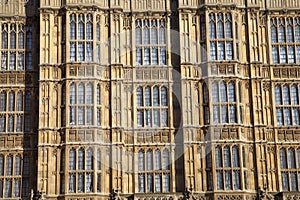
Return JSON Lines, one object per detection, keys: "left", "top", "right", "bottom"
{"left": 223, "top": 146, "right": 231, "bottom": 167}
{"left": 153, "top": 86, "right": 159, "bottom": 106}
{"left": 228, "top": 82, "right": 235, "bottom": 102}
{"left": 225, "top": 14, "right": 232, "bottom": 38}
{"left": 97, "top": 149, "right": 101, "bottom": 170}
{"left": 154, "top": 150, "right": 161, "bottom": 170}
{"left": 16, "top": 92, "right": 23, "bottom": 111}
{"left": 162, "top": 149, "right": 169, "bottom": 170}
{"left": 10, "top": 24, "right": 16, "bottom": 49}
{"left": 288, "top": 148, "right": 296, "bottom": 168}
{"left": 86, "top": 14, "right": 93, "bottom": 40}
{"left": 78, "top": 148, "right": 85, "bottom": 170}
{"left": 215, "top": 146, "right": 222, "bottom": 167}
{"left": 86, "top": 148, "right": 93, "bottom": 170}
{"left": 86, "top": 83, "right": 93, "bottom": 104}
{"left": 136, "top": 87, "right": 143, "bottom": 106}
{"left": 275, "top": 85, "right": 282, "bottom": 105}
{"left": 220, "top": 81, "right": 227, "bottom": 102}
{"left": 147, "top": 150, "right": 153, "bottom": 170}
{"left": 160, "top": 86, "right": 167, "bottom": 106}
{"left": 78, "top": 14, "right": 85, "bottom": 40}
{"left": 78, "top": 83, "right": 85, "bottom": 104}
{"left": 69, "top": 149, "right": 76, "bottom": 170}
{"left": 203, "top": 83, "right": 209, "bottom": 104}
{"left": 0, "top": 155, "right": 3, "bottom": 176}
{"left": 209, "top": 14, "right": 216, "bottom": 39}
{"left": 212, "top": 82, "right": 219, "bottom": 102}
{"left": 280, "top": 148, "right": 287, "bottom": 169}
{"left": 70, "top": 14, "right": 77, "bottom": 40}
{"left": 8, "top": 91, "right": 14, "bottom": 111}
{"left": 217, "top": 14, "right": 224, "bottom": 38}
{"left": 145, "top": 87, "right": 151, "bottom": 106}
{"left": 232, "top": 146, "right": 239, "bottom": 167}
{"left": 138, "top": 150, "right": 144, "bottom": 171}
{"left": 2, "top": 24, "right": 8, "bottom": 49}
{"left": 70, "top": 83, "right": 76, "bottom": 104}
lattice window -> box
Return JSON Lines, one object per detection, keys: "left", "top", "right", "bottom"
{"left": 136, "top": 86, "right": 168, "bottom": 127}
{"left": 0, "top": 23, "right": 31, "bottom": 71}
{"left": 271, "top": 17, "right": 300, "bottom": 64}
{"left": 275, "top": 84, "right": 300, "bottom": 126}
{"left": 67, "top": 147, "right": 101, "bottom": 194}
{"left": 0, "top": 90, "right": 27, "bottom": 133}
{"left": 0, "top": 154, "right": 24, "bottom": 198}
{"left": 209, "top": 13, "right": 237, "bottom": 61}
{"left": 137, "top": 149, "right": 170, "bottom": 193}
{"left": 69, "top": 13, "right": 100, "bottom": 63}
{"left": 210, "top": 81, "right": 242, "bottom": 124}
{"left": 69, "top": 82, "right": 99, "bottom": 126}
{"left": 215, "top": 146, "right": 244, "bottom": 190}
{"left": 135, "top": 19, "right": 166, "bottom": 66}
{"left": 280, "top": 147, "right": 300, "bottom": 191}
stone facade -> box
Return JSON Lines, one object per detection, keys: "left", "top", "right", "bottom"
{"left": 0, "top": 0, "right": 300, "bottom": 200}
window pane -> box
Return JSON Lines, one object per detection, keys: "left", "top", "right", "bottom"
{"left": 215, "top": 147, "right": 222, "bottom": 167}
{"left": 220, "top": 82, "right": 227, "bottom": 102}
{"left": 97, "top": 149, "right": 101, "bottom": 170}
{"left": 161, "top": 87, "right": 167, "bottom": 106}
{"left": 226, "top": 42, "right": 233, "bottom": 60}
{"left": 78, "top": 149, "right": 84, "bottom": 170}
{"left": 213, "top": 105, "right": 220, "bottom": 124}
{"left": 86, "top": 148, "right": 93, "bottom": 170}
{"left": 8, "top": 92, "right": 14, "bottom": 111}
{"left": 69, "top": 149, "right": 76, "bottom": 170}
{"left": 9, "top": 53, "right": 16, "bottom": 70}
{"left": 225, "top": 171, "right": 232, "bottom": 190}
{"left": 217, "top": 171, "right": 224, "bottom": 190}
{"left": 232, "top": 146, "right": 239, "bottom": 167}
{"left": 138, "top": 151, "right": 144, "bottom": 171}
{"left": 278, "top": 24, "right": 285, "bottom": 42}
{"left": 147, "top": 174, "right": 153, "bottom": 192}
{"left": 86, "top": 43, "right": 93, "bottom": 61}
{"left": 217, "top": 17, "right": 224, "bottom": 38}
{"left": 136, "top": 48, "right": 142, "bottom": 65}
{"left": 161, "top": 109, "right": 168, "bottom": 127}
{"left": 146, "top": 150, "right": 152, "bottom": 170}
{"left": 288, "top": 149, "right": 296, "bottom": 168}
{"left": 162, "top": 149, "right": 169, "bottom": 170}
{"left": 8, "top": 115, "right": 14, "bottom": 132}
{"left": 70, "top": 21, "right": 76, "bottom": 40}
{"left": 224, "top": 146, "right": 230, "bottom": 167}
{"left": 144, "top": 48, "right": 150, "bottom": 65}
{"left": 282, "top": 172, "right": 289, "bottom": 190}
{"left": 284, "top": 108, "right": 291, "bottom": 125}
{"left": 86, "top": 173, "right": 93, "bottom": 192}
{"left": 151, "top": 21, "right": 158, "bottom": 44}
{"left": 291, "top": 85, "right": 298, "bottom": 104}
{"left": 163, "top": 174, "right": 170, "bottom": 192}
{"left": 221, "top": 105, "right": 228, "bottom": 123}
{"left": 271, "top": 25, "right": 277, "bottom": 43}
{"left": 288, "top": 46, "right": 295, "bottom": 63}
{"left": 0, "top": 180, "right": 2, "bottom": 198}
{"left": 155, "top": 150, "right": 161, "bottom": 170}
{"left": 275, "top": 85, "right": 282, "bottom": 105}
{"left": 229, "top": 105, "right": 236, "bottom": 123}
{"left": 233, "top": 171, "right": 241, "bottom": 190}
{"left": 293, "top": 108, "right": 299, "bottom": 125}
{"left": 78, "top": 173, "right": 84, "bottom": 192}
{"left": 14, "top": 156, "right": 21, "bottom": 175}
{"left": 155, "top": 174, "right": 162, "bottom": 192}
{"left": 272, "top": 46, "right": 279, "bottom": 64}
{"left": 210, "top": 42, "right": 216, "bottom": 60}
{"left": 70, "top": 42, "right": 76, "bottom": 61}
{"left": 11, "top": 180, "right": 18, "bottom": 198}
{"left": 154, "top": 109, "right": 160, "bottom": 127}
{"left": 86, "top": 22, "right": 93, "bottom": 40}
{"left": 137, "top": 110, "right": 144, "bottom": 127}
{"left": 160, "top": 48, "right": 166, "bottom": 65}
{"left": 145, "top": 87, "right": 151, "bottom": 106}
{"left": 218, "top": 42, "right": 225, "bottom": 60}
{"left": 4, "top": 179, "right": 12, "bottom": 198}
{"left": 136, "top": 26, "right": 142, "bottom": 44}
{"left": 78, "top": 43, "right": 85, "bottom": 61}
{"left": 152, "top": 48, "right": 158, "bottom": 65}
{"left": 0, "top": 156, "right": 3, "bottom": 175}
{"left": 280, "top": 149, "right": 287, "bottom": 169}
{"left": 1, "top": 52, "right": 8, "bottom": 70}
{"left": 209, "top": 16, "right": 216, "bottom": 39}
{"left": 138, "top": 174, "right": 145, "bottom": 192}
{"left": 283, "top": 85, "right": 290, "bottom": 105}
{"left": 280, "top": 46, "right": 287, "bottom": 63}
{"left": 97, "top": 174, "right": 101, "bottom": 192}
{"left": 290, "top": 173, "right": 297, "bottom": 191}
{"left": 18, "top": 53, "right": 24, "bottom": 70}
{"left": 69, "top": 174, "right": 75, "bottom": 192}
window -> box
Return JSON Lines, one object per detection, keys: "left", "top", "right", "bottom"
{"left": 275, "top": 84, "right": 300, "bottom": 126}
{"left": 215, "top": 146, "right": 243, "bottom": 190}
{"left": 0, "top": 90, "right": 26, "bottom": 133}
{"left": 137, "top": 149, "right": 170, "bottom": 193}
{"left": 0, "top": 154, "right": 23, "bottom": 197}
{"left": 209, "top": 13, "right": 237, "bottom": 61}
{"left": 69, "top": 82, "right": 98, "bottom": 126}
{"left": 67, "top": 147, "right": 100, "bottom": 193}
{"left": 211, "top": 81, "right": 241, "bottom": 124}
{"left": 0, "top": 23, "right": 30, "bottom": 71}
{"left": 280, "top": 148, "right": 300, "bottom": 191}
{"left": 271, "top": 17, "right": 300, "bottom": 64}
{"left": 135, "top": 19, "right": 166, "bottom": 66}
{"left": 69, "top": 13, "right": 98, "bottom": 63}
{"left": 136, "top": 86, "right": 168, "bottom": 127}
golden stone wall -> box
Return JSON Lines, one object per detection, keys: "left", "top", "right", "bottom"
{"left": 0, "top": 0, "right": 300, "bottom": 199}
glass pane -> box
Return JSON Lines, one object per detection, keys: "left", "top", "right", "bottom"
{"left": 138, "top": 151, "right": 144, "bottom": 171}
{"left": 146, "top": 150, "right": 152, "bottom": 170}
